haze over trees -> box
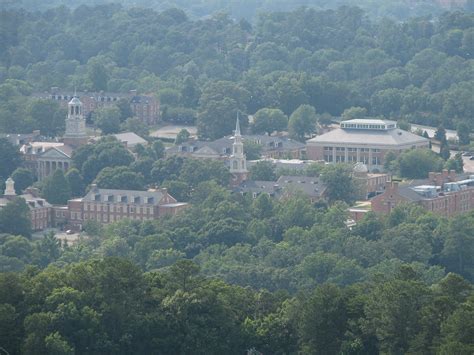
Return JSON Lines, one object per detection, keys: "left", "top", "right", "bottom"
{"left": 0, "top": 6, "right": 473, "bottom": 137}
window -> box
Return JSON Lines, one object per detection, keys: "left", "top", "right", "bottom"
{"left": 324, "top": 146, "right": 333, "bottom": 151}
{"left": 324, "top": 155, "right": 333, "bottom": 162}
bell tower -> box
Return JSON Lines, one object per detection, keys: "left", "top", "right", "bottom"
{"left": 229, "top": 115, "right": 248, "bottom": 186}
{"left": 63, "top": 94, "right": 88, "bottom": 148}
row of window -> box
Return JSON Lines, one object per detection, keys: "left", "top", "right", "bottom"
{"left": 324, "top": 147, "right": 380, "bottom": 153}
{"left": 324, "top": 155, "right": 381, "bottom": 165}
{"left": 86, "top": 204, "right": 154, "bottom": 214}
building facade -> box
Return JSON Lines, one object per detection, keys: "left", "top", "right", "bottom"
{"left": 0, "top": 179, "right": 52, "bottom": 231}
{"left": 372, "top": 170, "right": 474, "bottom": 217}
{"left": 306, "top": 119, "right": 429, "bottom": 172}
{"left": 67, "top": 186, "right": 188, "bottom": 230}
{"left": 33, "top": 88, "right": 160, "bottom": 125}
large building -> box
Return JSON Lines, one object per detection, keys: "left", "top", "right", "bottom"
{"left": 167, "top": 134, "right": 305, "bottom": 160}
{"left": 33, "top": 88, "right": 160, "bottom": 125}
{"left": 306, "top": 119, "right": 429, "bottom": 172}
{"left": 21, "top": 96, "right": 88, "bottom": 180}
{"left": 67, "top": 186, "right": 188, "bottom": 230}
{"left": 372, "top": 170, "right": 474, "bottom": 217}
{"left": 0, "top": 178, "right": 52, "bottom": 231}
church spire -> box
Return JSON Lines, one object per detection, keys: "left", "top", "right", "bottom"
{"left": 235, "top": 112, "right": 241, "bottom": 137}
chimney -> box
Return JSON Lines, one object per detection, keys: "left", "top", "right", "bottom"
{"left": 442, "top": 169, "right": 449, "bottom": 180}
{"left": 449, "top": 169, "right": 456, "bottom": 182}
{"left": 428, "top": 172, "right": 435, "bottom": 183}
{"left": 90, "top": 184, "right": 99, "bottom": 192}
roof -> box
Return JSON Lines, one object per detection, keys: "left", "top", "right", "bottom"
{"left": 306, "top": 128, "right": 429, "bottom": 147}
{"left": 21, "top": 142, "right": 66, "bottom": 155}
{"left": 341, "top": 118, "right": 397, "bottom": 126}
{"left": 0, "top": 195, "right": 51, "bottom": 209}
{"left": 167, "top": 135, "right": 305, "bottom": 157}
{"left": 113, "top": 132, "right": 147, "bottom": 147}
{"left": 68, "top": 97, "right": 82, "bottom": 105}
{"left": 82, "top": 188, "right": 166, "bottom": 205}
{"left": 276, "top": 175, "right": 327, "bottom": 198}
{"left": 233, "top": 180, "right": 280, "bottom": 196}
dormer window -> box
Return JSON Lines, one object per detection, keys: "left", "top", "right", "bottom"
{"left": 121, "top": 196, "right": 127, "bottom": 203}
{"left": 107, "top": 195, "right": 114, "bottom": 202}
{"left": 147, "top": 197, "right": 154, "bottom": 204}
{"left": 134, "top": 196, "right": 140, "bottom": 204}
{"left": 94, "top": 194, "right": 101, "bottom": 201}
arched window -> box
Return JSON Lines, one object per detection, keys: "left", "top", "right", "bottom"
{"left": 233, "top": 161, "right": 238, "bottom": 169}
{"left": 75, "top": 106, "right": 79, "bottom": 115}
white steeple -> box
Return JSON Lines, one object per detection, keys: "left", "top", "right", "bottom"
{"left": 4, "top": 177, "right": 16, "bottom": 196}
{"left": 230, "top": 114, "right": 247, "bottom": 174}
{"left": 63, "top": 93, "right": 87, "bottom": 147}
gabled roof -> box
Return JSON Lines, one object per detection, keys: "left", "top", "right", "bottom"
{"left": 37, "top": 145, "right": 73, "bottom": 159}
{"left": 276, "top": 175, "right": 327, "bottom": 198}
{"left": 113, "top": 132, "right": 147, "bottom": 147}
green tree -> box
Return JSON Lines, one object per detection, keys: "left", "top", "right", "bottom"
{"left": 398, "top": 149, "right": 444, "bottom": 179}
{"left": 435, "top": 125, "right": 447, "bottom": 143}
{"left": 175, "top": 129, "right": 190, "bottom": 145}
{"left": 0, "top": 138, "right": 21, "bottom": 180}
{"left": 11, "top": 167, "right": 33, "bottom": 194}
{"left": 288, "top": 104, "right": 317, "bottom": 141}
{"left": 94, "top": 106, "right": 121, "bottom": 135}
{"left": 42, "top": 169, "right": 71, "bottom": 205}
{"left": 0, "top": 197, "right": 31, "bottom": 237}
{"left": 440, "top": 141, "right": 451, "bottom": 160}
{"left": 244, "top": 141, "right": 263, "bottom": 160}
{"left": 88, "top": 62, "right": 108, "bottom": 91}
{"left": 93, "top": 166, "right": 145, "bottom": 190}
{"left": 65, "top": 168, "right": 85, "bottom": 197}
{"left": 457, "top": 122, "right": 470, "bottom": 146}
{"left": 252, "top": 108, "right": 288, "bottom": 135}
{"left": 321, "top": 164, "right": 356, "bottom": 205}
{"left": 445, "top": 153, "right": 464, "bottom": 173}
{"left": 249, "top": 161, "right": 276, "bottom": 181}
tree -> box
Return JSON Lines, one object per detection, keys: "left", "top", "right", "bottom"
{"left": 42, "top": 169, "right": 71, "bottom": 205}
{"left": 94, "top": 106, "right": 121, "bottom": 135}
{"left": 341, "top": 107, "right": 367, "bottom": 120}
{"left": 445, "top": 153, "right": 464, "bottom": 173}
{"left": 88, "top": 62, "right": 108, "bottom": 91}
{"left": 11, "top": 168, "right": 33, "bottom": 194}
{"left": 65, "top": 168, "right": 85, "bottom": 197}
{"left": 435, "top": 125, "right": 447, "bottom": 143}
{"left": 0, "top": 197, "right": 31, "bottom": 237}
{"left": 120, "top": 117, "right": 149, "bottom": 138}
{"left": 0, "top": 138, "right": 21, "bottom": 180}
{"left": 93, "top": 166, "right": 146, "bottom": 190}
{"left": 175, "top": 129, "right": 190, "bottom": 145}
{"left": 27, "top": 99, "right": 65, "bottom": 137}
{"left": 288, "top": 104, "right": 317, "bottom": 141}
{"left": 244, "top": 141, "right": 263, "bottom": 160}
{"left": 252, "top": 108, "right": 288, "bottom": 135}
{"left": 116, "top": 98, "right": 133, "bottom": 122}
{"left": 398, "top": 149, "right": 444, "bottom": 179}
{"left": 321, "top": 164, "right": 356, "bottom": 205}
{"left": 249, "top": 161, "right": 276, "bottom": 181}
{"left": 440, "top": 141, "right": 451, "bottom": 160}
{"left": 457, "top": 122, "right": 470, "bottom": 146}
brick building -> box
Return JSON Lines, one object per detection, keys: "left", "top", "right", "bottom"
{"left": 67, "top": 186, "right": 188, "bottom": 230}
{"left": 371, "top": 170, "right": 474, "bottom": 217}
{"left": 33, "top": 88, "right": 160, "bottom": 125}
{"left": 306, "top": 119, "right": 429, "bottom": 172}
{"left": 0, "top": 179, "right": 52, "bottom": 231}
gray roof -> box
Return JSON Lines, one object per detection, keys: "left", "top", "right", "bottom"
{"left": 167, "top": 135, "right": 305, "bottom": 156}
{"left": 307, "top": 128, "right": 429, "bottom": 147}
{"left": 0, "top": 194, "right": 51, "bottom": 209}
{"left": 276, "top": 175, "right": 327, "bottom": 199}
{"left": 82, "top": 188, "right": 165, "bottom": 205}
{"left": 113, "top": 132, "right": 147, "bottom": 147}
{"left": 233, "top": 180, "right": 281, "bottom": 196}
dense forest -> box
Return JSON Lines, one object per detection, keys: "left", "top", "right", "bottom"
{"left": 3, "top": 0, "right": 474, "bottom": 21}
{"left": 1, "top": 182, "right": 474, "bottom": 353}
{"left": 0, "top": 5, "right": 473, "bottom": 137}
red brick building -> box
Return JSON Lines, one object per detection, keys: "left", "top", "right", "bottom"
{"left": 33, "top": 88, "right": 160, "bottom": 125}
{"left": 371, "top": 170, "right": 474, "bottom": 217}
{"left": 68, "top": 186, "right": 188, "bottom": 230}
